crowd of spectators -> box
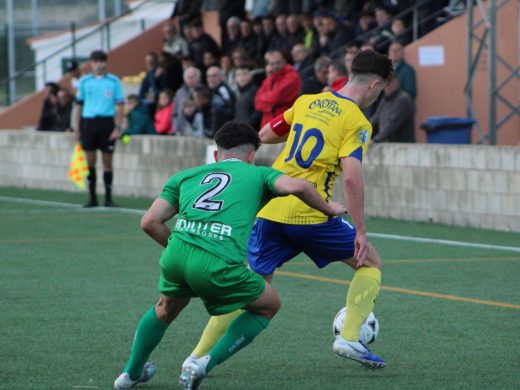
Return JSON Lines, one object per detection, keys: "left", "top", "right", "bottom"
{"left": 38, "top": 0, "right": 462, "bottom": 142}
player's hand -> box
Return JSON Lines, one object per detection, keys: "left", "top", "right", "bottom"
{"left": 354, "top": 231, "right": 368, "bottom": 267}
{"left": 73, "top": 128, "right": 80, "bottom": 143}
{"left": 109, "top": 128, "right": 121, "bottom": 141}
{"left": 327, "top": 201, "right": 347, "bottom": 216}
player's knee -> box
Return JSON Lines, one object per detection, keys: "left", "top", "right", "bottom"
{"left": 155, "top": 303, "right": 173, "bottom": 323}
{"left": 155, "top": 296, "right": 187, "bottom": 323}
{"left": 264, "top": 295, "right": 281, "bottom": 320}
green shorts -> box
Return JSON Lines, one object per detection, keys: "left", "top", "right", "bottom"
{"left": 158, "top": 237, "right": 265, "bottom": 315}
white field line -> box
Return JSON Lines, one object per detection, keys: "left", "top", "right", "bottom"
{"left": 368, "top": 232, "right": 520, "bottom": 253}
{"left": 1, "top": 195, "right": 519, "bottom": 253}
{"left": 0, "top": 195, "right": 144, "bottom": 215}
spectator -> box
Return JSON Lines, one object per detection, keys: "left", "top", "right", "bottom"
{"left": 170, "top": 0, "right": 202, "bottom": 30}
{"left": 65, "top": 60, "right": 82, "bottom": 95}
{"left": 220, "top": 55, "right": 236, "bottom": 92}
{"left": 138, "top": 52, "right": 159, "bottom": 103}
{"left": 327, "top": 60, "right": 349, "bottom": 91}
{"left": 300, "top": 13, "right": 316, "bottom": 49}
{"left": 223, "top": 17, "right": 242, "bottom": 56}
{"left": 234, "top": 65, "right": 261, "bottom": 129}
{"left": 388, "top": 41, "right": 417, "bottom": 100}
{"left": 191, "top": 85, "right": 212, "bottom": 136}
{"left": 55, "top": 88, "right": 74, "bottom": 132}
{"left": 123, "top": 94, "right": 156, "bottom": 136}
{"left": 73, "top": 50, "right": 124, "bottom": 208}
{"left": 251, "top": 18, "right": 265, "bottom": 64}
{"left": 155, "top": 89, "right": 175, "bottom": 135}
{"left": 64, "top": 61, "right": 83, "bottom": 132}
{"left": 219, "top": 0, "right": 246, "bottom": 46}
{"left": 300, "top": 56, "right": 331, "bottom": 95}
{"left": 360, "top": 40, "right": 376, "bottom": 51}
{"left": 172, "top": 66, "right": 202, "bottom": 133}
{"left": 202, "top": 50, "right": 220, "bottom": 75}
{"left": 180, "top": 55, "right": 195, "bottom": 70}
{"left": 177, "top": 97, "right": 204, "bottom": 137}
{"left": 344, "top": 39, "right": 361, "bottom": 56}
{"left": 370, "top": 75, "right": 415, "bottom": 143}
{"left": 188, "top": 19, "right": 219, "bottom": 69}
{"left": 354, "top": 10, "right": 376, "bottom": 38}
{"left": 239, "top": 19, "right": 259, "bottom": 60}
{"left": 154, "top": 52, "right": 183, "bottom": 96}
{"left": 255, "top": 49, "right": 301, "bottom": 127}
{"left": 286, "top": 14, "right": 305, "bottom": 48}
{"left": 291, "top": 43, "right": 314, "bottom": 80}
{"left": 344, "top": 50, "right": 356, "bottom": 74}
{"left": 390, "top": 18, "right": 412, "bottom": 46}
{"left": 205, "top": 66, "right": 236, "bottom": 138}
{"left": 315, "top": 13, "right": 353, "bottom": 57}
{"left": 269, "top": 14, "right": 289, "bottom": 51}
{"left": 370, "top": 6, "right": 394, "bottom": 53}
{"left": 258, "top": 15, "right": 276, "bottom": 57}
{"left": 37, "top": 82, "right": 60, "bottom": 131}
{"left": 162, "top": 22, "right": 190, "bottom": 57}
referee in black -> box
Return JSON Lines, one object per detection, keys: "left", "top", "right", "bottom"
{"left": 74, "top": 50, "right": 125, "bottom": 207}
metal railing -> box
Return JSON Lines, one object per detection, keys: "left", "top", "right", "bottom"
{"left": 354, "top": 0, "right": 452, "bottom": 53}
{"left": 0, "top": 0, "right": 168, "bottom": 105}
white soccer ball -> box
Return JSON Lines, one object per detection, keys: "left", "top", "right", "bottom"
{"left": 333, "top": 307, "right": 379, "bottom": 344}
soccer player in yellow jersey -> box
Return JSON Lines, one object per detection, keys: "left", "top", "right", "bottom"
{"left": 183, "top": 50, "right": 392, "bottom": 372}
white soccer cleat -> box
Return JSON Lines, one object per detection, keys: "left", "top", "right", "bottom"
{"left": 178, "top": 356, "right": 210, "bottom": 390}
{"left": 333, "top": 336, "right": 386, "bottom": 369}
{"left": 114, "top": 361, "right": 156, "bottom": 389}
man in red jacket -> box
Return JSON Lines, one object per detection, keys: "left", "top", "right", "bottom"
{"left": 255, "top": 50, "right": 301, "bottom": 128}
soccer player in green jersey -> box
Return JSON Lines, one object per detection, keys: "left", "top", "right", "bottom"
{"left": 113, "top": 122, "right": 346, "bottom": 389}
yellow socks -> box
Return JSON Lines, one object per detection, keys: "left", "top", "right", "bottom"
{"left": 341, "top": 267, "right": 381, "bottom": 342}
{"left": 191, "top": 310, "right": 242, "bottom": 357}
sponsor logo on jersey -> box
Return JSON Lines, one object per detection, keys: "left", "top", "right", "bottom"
{"left": 175, "top": 218, "right": 232, "bottom": 240}
{"left": 308, "top": 98, "right": 343, "bottom": 115}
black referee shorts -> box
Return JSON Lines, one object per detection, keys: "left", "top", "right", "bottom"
{"left": 80, "top": 117, "right": 116, "bottom": 153}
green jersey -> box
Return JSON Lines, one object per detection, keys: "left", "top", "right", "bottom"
{"left": 159, "top": 158, "right": 284, "bottom": 263}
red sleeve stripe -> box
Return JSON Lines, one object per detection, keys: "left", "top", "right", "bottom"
{"left": 269, "top": 114, "right": 291, "bottom": 136}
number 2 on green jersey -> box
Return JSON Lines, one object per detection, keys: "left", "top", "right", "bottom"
{"left": 193, "top": 173, "right": 231, "bottom": 211}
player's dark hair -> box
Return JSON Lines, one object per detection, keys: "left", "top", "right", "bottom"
{"left": 350, "top": 50, "right": 393, "bottom": 81}
{"left": 214, "top": 121, "right": 260, "bottom": 151}
{"left": 90, "top": 50, "right": 107, "bottom": 61}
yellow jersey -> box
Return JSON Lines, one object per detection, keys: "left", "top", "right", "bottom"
{"left": 257, "top": 91, "right": 372, "bottom": 224}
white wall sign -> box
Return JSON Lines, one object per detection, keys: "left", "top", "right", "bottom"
{"left": 418, "top": 45, "right": 445, "bottom": 66}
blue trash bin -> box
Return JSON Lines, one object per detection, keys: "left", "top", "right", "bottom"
{"left": 420, "top": 116, "right": 475, "bottom": 144}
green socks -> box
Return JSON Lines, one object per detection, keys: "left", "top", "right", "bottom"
{"left": 206, "top": 311, "right": 269, "bottom": 373}
{"left": 123, "top": 306, "right": 169, "bottom": 380}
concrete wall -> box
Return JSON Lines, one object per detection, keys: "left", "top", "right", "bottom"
{"left": 1, "top": 131, "right": 519, "bottom": 232}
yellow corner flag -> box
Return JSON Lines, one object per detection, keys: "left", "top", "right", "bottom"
{"left": 68, "top": 143, "right": 89, "bottom": 189}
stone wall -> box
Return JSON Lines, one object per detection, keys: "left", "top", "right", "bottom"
{"left": 1, "top": 131, "right": 518, "bottom": 232}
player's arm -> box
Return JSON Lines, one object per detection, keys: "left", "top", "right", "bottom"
{"left": 341, "top": 156, "right": 368, "bottom": 266}
{"left": 140, "top": 198, "right": 178, "bottom": 247}
{"left": 110, "top": 103, "right": 125, "bottom": 141}
{"left": 274, "top": 175, "right": 346, "bottom": 217}
{"left": 259, "top": 114, "right": 290, "bottom": 144}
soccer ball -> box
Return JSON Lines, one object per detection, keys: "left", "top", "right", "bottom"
{"left": 333, "top": 307, "right": 379, "bottom": 344}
